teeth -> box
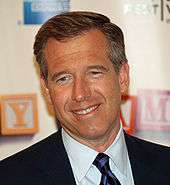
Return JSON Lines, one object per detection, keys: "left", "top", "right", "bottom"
{"left": 74, "top": 105, "right": 98, "bottom": 115}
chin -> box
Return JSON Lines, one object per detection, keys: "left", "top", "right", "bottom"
{"left": 80, "top": 130, "right": 107, "bottom": 141}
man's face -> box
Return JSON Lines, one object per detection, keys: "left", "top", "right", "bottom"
{"left": 43, "top": 29, "right": 129, "bottom": 149}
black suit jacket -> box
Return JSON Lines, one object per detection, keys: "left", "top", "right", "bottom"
{"left": 0, "top": 130, "right": 170, "bottom": 185}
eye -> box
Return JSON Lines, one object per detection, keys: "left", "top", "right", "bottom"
{"left": 89, "top": 70, "right": 104, "bottom": 78}
{"left": 54, "top": 74, "right": 72, "bottom": 85}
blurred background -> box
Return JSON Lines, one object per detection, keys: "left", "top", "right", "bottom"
{"left": 0, "top": 0, "right": 170, "bottom": 160}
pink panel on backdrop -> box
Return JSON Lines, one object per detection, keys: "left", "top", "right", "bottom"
{"left": 137, "top": 89, "right": 170, "bottom": 131}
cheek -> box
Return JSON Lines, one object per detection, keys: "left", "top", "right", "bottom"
{"left": 100, "top": 78, "right": 121, "bottom": 111}
{"left": 97, "top": 76, "right": 121, "bottom": 98}
{"left": 49, "top": 87, "right": 69, "bottom": 113}
{"left": 108, "top": 85, "right": 121, "bottom": 109}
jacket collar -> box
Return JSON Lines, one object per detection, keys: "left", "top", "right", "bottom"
{"left": 124, "top": 132, "right": 169, "bottom": 185}
{"left": 35, "top": 129, "right": 76, "bottom": 185}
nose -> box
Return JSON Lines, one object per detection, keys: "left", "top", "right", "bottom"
{"left": 71, "top": 77, "right": 91, "bottom": 102}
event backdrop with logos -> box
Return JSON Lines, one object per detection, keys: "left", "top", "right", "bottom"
{"left": 0, "top": 0, "right": 170, "bottom": 160}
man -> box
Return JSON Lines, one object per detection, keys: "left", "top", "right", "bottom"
{"left": 0, "top": 11, "right": 170, "bottom": 185}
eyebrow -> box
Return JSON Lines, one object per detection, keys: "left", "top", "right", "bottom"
{"left": 87, "top": 65, "right": 109, "bottom": 72}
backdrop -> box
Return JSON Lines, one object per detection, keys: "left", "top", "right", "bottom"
{"left": 0, "top": 0, "right": 170, "bottom": 160}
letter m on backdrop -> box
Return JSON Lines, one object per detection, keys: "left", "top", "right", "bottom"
{"left": 137, "top": 89, "right": 170, "bottom": 130}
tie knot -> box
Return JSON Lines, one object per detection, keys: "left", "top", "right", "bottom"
{"left": 93, "top": 153, "right": 110, "bottom": 175}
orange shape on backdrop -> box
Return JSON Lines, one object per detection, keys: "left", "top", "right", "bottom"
{"left": 120, "top": 95, "right": 137, "bottom": 134}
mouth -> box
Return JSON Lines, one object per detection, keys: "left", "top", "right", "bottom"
{"left": 72, "top": 104, "right": 100, "bottom": 116}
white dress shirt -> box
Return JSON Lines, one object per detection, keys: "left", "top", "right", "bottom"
{"left": 62, "top": 125, "right": 134, "bottom": 185}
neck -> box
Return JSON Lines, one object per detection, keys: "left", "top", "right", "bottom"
{"left": 85, "top": 123, "right": 120, "bottom": 152}
{"left": 64, "top": 120, "right": 121, "bottom": 153}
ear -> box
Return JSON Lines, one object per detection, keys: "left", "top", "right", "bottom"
{"left": 40, "top": 77, "right": 53, "bottom": 105}
{"left": 118, "top": 63, "right": 129, "bottom": 94}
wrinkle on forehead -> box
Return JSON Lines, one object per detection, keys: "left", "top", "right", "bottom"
{"left": 44, "top": 29, "right": 109, "bottom": 62}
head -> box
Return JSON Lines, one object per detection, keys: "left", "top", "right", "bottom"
{"left": 34, "top": 11, "right": 127, "bottom": 80}
{"left": 33, "top": 11, "right": 129, "bottom": 151}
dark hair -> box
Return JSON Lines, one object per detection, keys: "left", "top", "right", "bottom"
{"left": 33, "top": 11, "right": 127, "bottom": 80}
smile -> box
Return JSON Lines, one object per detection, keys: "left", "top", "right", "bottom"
{"left": 73, "top": 104, "right": 100, "bottom": 115}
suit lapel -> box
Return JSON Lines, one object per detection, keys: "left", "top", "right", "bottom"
{"left": 124, "top": 133, "right": 157, "bottom": 185}
{"left": 34, "top": 130, "right": 76, "bottom": 185}
{"left": 127, "top": 150, "right": 155, "bottom": 185}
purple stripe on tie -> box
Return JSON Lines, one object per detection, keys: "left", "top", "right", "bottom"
{"left": 93, "top": 153, "right": 121, "bottom": 185}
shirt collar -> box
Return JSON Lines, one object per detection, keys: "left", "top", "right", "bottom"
{"left": 62, "top": 129, "right": 98, "bottom": 182}
{"left": 105, "top": 125, "right": 128, "bottom": 177}
{"left": 62, "top": 124, "right": 127, "bottom": 182}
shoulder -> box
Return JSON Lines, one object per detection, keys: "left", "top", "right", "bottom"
{"left": 125, "top": 132, "right": 170, "bottom": 153}
{"left": 0, "top": 130, "right": 76, "bottom": 185}
{"left": 0, "top": 130, "right": 68, "bottom": 183}
{"left": 125, "top": 132, "right": 170, "bottom": 171}
{"left": 0, "top": 131, "right": 62, "bottom": 164}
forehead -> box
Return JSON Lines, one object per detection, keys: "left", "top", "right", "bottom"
{"left": 44, "top": 29, "right": 109, "bottom": 61}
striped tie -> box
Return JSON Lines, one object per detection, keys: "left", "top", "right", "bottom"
{"left": 93, "top": 153, "right": 121, "bottom": 185}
